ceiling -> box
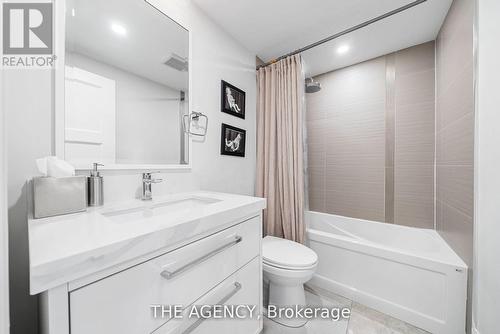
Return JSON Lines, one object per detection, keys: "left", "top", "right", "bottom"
{"left": 66, "top": 0, "right": 189, "bottom": 90}
{"left": 193, "top": 0, "right": 452, "bottom": 76}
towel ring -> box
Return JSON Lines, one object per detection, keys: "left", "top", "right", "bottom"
{"left": 183, "top": 111, "right": 208, "bottom": 137}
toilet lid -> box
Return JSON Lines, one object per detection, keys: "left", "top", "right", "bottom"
{"left": 262, "top": 236, "right": 318, "bottom": 269}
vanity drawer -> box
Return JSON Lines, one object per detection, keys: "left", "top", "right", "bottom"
{"left": 153, "top": 256, "right": 261, "bottom": 334}
{"left": 69, "top": 216, "right": 261, "bottom": 334}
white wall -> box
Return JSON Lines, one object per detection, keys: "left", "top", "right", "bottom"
{"left": 0, "top": 5, "right": 9, "bottom": 331}
{"left": 67, "top": 52, "right": 183, "bottom": 165}
{"left": 0, "top": 65, "right": 10, "bottom": 333}
{"left": 473, "top": 1, "right": 500, "bottom": 333}
{"left": 5, "top": 0, "right": 256, "bottom": 333}
{"left": 147, "top": 0, "right": 257, "bottom": 196}
{"left": 6, "top": 69, "right": 51, "bottom": 334}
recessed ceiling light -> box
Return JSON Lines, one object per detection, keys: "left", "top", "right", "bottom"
{"left": 337, "top": 45, "right": 350, "bottom": 55}
{"left": 111, "top": 23, "right": 127, "bottom": 36}
{"left": 71, "top": 8, "right": 75, "bottom": 17}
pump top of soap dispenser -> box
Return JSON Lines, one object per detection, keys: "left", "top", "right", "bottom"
{"left": 90, "top": 163, "right": 104, "bottom": 177}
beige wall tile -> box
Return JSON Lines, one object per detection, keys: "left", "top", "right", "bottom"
{"left": 393, "top": 43, "right": 436, "bottom": 228}
{"left": 308, "top": 165, "right": 325, "bottom": 191}
{"left": 306, "top": 42, "right": 437, "bottom": 229}
{"left": 306, "top": 119, "right": 327, "bottom": 155}
{"left": 435, "top": 0, "right": 474, "bottom": 269}
{"left": 395, "top": 71, "right": 435, "bottom": 106}
{"left": 394, "top": 194, "right": 435, "bottom": 229}
{"left": 395, "top": 102, "right": 436, "bottom": 166}
{"left": 436, "top": 4, "right": 473, "bottom": 92}
{"left": 436, "top": 64, "right": 474, "bottom": 131}
{"left": 395, "top": 164, "right": 435, "bottom": 198}
{"left": 436, "top": 112, "right": 474, "bottom": 165}
{"left": 436, "top": 200, "right": 473, "bottom": 266}
{"left": 394, "top": 165, "right": 435, "bottom": 229}
{"left": 436, "top": 165, "right": 474, "bottom": 217}
{"left": 308, "top": 151, "right": 325, "bottom": 171}
{"left": 325, "top": 163, "right": 385, "bottom": 188}
{"left": 394, "top": 41, "right": 436, "bottom": 75}
{"left": 325, "top": 190, "right": 385, "bottom": 222}
{"left": 307, "top": 57, "right": 387, "bottom": 223}
{"left": 308, "top": 187, "right": 326, "bottom": 213}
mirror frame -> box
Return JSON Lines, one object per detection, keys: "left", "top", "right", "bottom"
{"left": 54, "top": 0, "right": 192, "bottom": 171}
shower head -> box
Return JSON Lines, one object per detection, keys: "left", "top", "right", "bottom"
{"left": 305, "top": 78, "right": 321, "bottom": 93}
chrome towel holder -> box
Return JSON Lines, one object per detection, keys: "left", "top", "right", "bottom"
{"left": 183, "top": 111, "right": 208, "bottom": 137}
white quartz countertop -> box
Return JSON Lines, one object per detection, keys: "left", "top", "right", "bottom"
{"left": 28, "top": 191, "right": 266, "bottom": 294}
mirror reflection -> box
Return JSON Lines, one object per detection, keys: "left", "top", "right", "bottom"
{"left": 64, "top": 0, "right": 189, "bottom": 167}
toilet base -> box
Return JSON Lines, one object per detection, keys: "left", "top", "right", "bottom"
{"left": 267, "top": 282, "right": 307, "bottom": 328}
{"left": 269, "top": 281, "right": 306, "bottom": 306}
{"left": 264, "top": 305, "right": 308, "bottom": 328}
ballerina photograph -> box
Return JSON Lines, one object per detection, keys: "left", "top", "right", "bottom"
{"left": 220, "top": 123, "right": 246, "bottom": 157}
{"left": 221, "top": 80, "right": 246, "bottom": 119}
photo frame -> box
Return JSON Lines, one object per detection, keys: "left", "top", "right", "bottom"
{"left": 221, "top": 80, "right": 245, "bottom": 119}
{"left": 220, "top": 124, "right": 246, "bottom": 157}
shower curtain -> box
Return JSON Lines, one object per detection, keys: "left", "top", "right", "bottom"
{"left": 256, "top": 54, "right": 306, "bottom": 244}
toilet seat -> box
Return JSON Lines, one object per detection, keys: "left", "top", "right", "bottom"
{"left": 262, "top": 236, "right": 318, "bottom": 270}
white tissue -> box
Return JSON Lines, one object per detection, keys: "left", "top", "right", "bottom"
{"left": 35, "top": 158, "right": 48, "bottom": 176}
{"left": 36, "top": 156, "right": 75, "bottom": 177}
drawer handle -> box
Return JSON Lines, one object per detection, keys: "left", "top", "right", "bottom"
{"left": 160, "top": 236, "right": 242, "bottom": 280}
{"left": 182, "top": 282, "right": 242, "bottom": 334}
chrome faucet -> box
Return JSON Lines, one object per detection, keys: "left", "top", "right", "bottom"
{"left": 141, "top": 172, "right": 163, "bottom": 201}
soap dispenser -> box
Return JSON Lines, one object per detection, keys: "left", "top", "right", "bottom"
{"left": 88, "top": 163, "right": 104, "bottom": 207}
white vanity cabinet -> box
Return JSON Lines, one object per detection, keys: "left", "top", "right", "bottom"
{"left": 70, "top": 217, "right": 261, "bottom": 334}
{"left": 153, "top": 257, "right": 261, "bottom": 334}
{"left": 30, "top": 192, "right": 266, "bottom": 334}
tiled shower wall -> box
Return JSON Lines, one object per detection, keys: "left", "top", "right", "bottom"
{"left": 436, "top": 0, "right": 474, "bottom": 267}
{"left": 307, "top": 57, "right": 387, "bottom": 222}
{"left": 393, "top": 42, "right": 436, "bottom": 228}
{"left": 306, "top": 42, "right": 435, "bottom": 228}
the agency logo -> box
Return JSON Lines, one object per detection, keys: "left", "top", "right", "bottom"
{"left": 2, "top": 1, "right": 56, "bottom": 68}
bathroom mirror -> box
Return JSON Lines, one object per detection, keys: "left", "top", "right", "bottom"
{"left": 60, "top": 0, "right": 190, "bottom": 169}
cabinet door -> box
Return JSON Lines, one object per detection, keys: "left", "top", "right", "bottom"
{"left": 69, "top": 217, "right": 261, "bottom": 334}
{"left": 153, "top": 257, "right": 262, "bottom": 334}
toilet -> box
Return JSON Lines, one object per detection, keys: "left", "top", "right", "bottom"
{"left": 262, "top": 236, "right": 318, "bottom": 327}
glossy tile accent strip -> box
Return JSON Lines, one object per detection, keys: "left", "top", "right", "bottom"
{"left": 385, "top": 54, "right": 396, "bottom": 224}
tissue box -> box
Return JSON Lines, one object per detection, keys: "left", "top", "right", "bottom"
{"left": 33, "top": 176, "right": 87, "bottom": 218}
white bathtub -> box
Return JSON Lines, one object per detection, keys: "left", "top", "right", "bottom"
{"left": 306, "top": 211, "right": 467, "bottom": 334}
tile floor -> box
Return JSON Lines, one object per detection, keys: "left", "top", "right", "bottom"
{"left": 262, "top": 284, "right": 430, "bottom": 334}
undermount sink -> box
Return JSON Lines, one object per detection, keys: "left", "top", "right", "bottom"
{"left": 102, "top": 196, "right": 221, "bottom": 223}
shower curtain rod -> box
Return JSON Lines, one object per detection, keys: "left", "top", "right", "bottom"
{"left": 256, "top": 0, "right": 427, "bottom": 70}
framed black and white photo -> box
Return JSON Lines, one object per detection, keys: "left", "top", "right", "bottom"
{"left": 221, "top": 80, "right": 245, "bottom": 119}
{"left": 220, "top": 124, "right": 246, "bottom": 157}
